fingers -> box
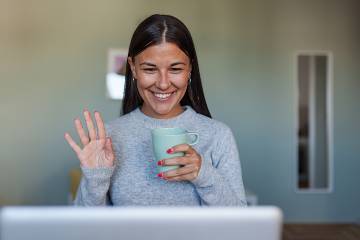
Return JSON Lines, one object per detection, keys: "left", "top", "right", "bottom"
{"left": 166, "top": 172, "right": 199, "bottom": 182}
{"left": 167, "top": 144, "right": 194, "bottom": 156}
{"left": 94, "top": 111, "right": 106, "bottom": 140}
{"left": 162, "top": 165, "right": 197, "bottom": 177}
{"left": 64, "top": 133, "right": 82, "bottom": 156}
{"left": 163, "top": 165, "right": 199, "bottom": 181}
{"left": 71, "top": 109, "right": 106, "bottom": 145}
{"left": 158, "top": 156, "right": 193, "bottom": 166}
{"left": 83, "top": 110, "right": 97, "bottom": 141}
{"left": 74, "top": 118, "right": 89, "bottom": 146}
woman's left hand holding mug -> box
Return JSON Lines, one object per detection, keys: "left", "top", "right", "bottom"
{"left": 157, "top": 144, "right": 202, "bottom": 181}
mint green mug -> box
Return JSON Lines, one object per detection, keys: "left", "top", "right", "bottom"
{"left": 151, "top": 127, "right": 199, "bottom": 174}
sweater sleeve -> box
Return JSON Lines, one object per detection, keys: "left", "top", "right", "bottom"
{"left": 74, "top": 166, "right": 115, "bottom": 206}
{"left": 191, "top": 126, "right": 247, "bottom": 206}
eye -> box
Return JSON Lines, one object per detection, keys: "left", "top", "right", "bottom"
{"left": 142, "top": 68, "right": 157, "bottom": 73}
{"left": 170, "top": 68, "right": 183, "bottom": 73}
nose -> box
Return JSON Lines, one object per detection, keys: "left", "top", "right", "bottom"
{"left": 155, "top": 71, "right": 171, "bottom": 90}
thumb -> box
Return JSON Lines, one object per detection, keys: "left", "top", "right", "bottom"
{"left": 104, "top": 137, "right": 115, "bottom": 162}
{"left": 105, "top": 137, "right": 114, "bottom": 153}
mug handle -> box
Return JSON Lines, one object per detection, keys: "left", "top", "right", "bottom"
{"left": 187, "top": 132, "right": 199, "bottom": 146}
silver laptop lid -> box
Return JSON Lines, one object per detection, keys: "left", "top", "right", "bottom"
{"left": 0, "top": 206, "right": 282, "bottom": 240}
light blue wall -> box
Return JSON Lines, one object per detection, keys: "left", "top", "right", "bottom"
{"left": 0, "top": 0, "right": 359, "bottom": 222}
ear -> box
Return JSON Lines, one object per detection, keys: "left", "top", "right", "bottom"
{"left": 128, "top": 57, "right": 137, "bottom": 79}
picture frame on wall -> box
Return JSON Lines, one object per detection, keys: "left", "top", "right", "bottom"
{"left": 106, "top": 48, "right": 128, "bottom": 100}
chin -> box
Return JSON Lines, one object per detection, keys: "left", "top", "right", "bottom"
{"left": 152, "top": 104, "right": 175, "bottom": 115}
{"left": 143, "top": 101, "right": 180, "bottom": 118}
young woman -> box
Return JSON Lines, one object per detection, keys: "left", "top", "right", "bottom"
{"left": 65, "top": 14, "right": 247, "bottom": 206}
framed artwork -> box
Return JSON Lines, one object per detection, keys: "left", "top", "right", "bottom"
{"left": 106, "top": 48, "right": 128, "bottom": 100}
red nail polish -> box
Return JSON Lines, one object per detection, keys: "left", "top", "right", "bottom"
{"left": 157, "top": 173, "right": 163, "bottom": 178}
{"left": 166, "top": 148, "right": 173, "bottom": 154}
{"left": 157, "top": 161, "right": 162, "bottom": 166}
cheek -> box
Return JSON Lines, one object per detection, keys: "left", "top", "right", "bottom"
{"left": 136, "top": 76, "right": 156, "bottom": 89}
{"left": 170, "top": 74, "right": 189, "bottom": 89}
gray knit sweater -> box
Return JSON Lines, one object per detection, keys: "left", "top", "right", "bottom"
{"left": 75, "top": 106, "right": 247, "bottom": 206}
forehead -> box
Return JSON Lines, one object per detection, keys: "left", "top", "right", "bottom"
{"left": 135, "top": 42, "right": 189, "bottom": 64}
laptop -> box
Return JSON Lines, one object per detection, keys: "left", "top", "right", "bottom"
{"left": 0, "top": 206, "right": 282, "bottom": 240}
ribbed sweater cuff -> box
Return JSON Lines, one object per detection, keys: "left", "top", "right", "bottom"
{"left": 81, "top": 166, "right": 115, "bottom": 181}
{"left": 191, "top": 154, "right": 215, "bottom": 188}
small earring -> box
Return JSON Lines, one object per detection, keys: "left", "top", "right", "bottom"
{"left": 189, "top": 78, "right": 192, "bottom": 83}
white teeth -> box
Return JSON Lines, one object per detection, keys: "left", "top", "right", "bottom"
{"left": 154, "top": 92, "right": 174, "bottom": 99}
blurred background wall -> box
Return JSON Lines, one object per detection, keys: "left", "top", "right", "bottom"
{"left": 0, "top": 0, "right": 359, "bottom": 222}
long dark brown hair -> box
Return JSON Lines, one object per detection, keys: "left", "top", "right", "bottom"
{"left": 122, "top": 14, "right": 211, "bottom": 118}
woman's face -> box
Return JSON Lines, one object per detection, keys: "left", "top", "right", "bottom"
{"left": 129, "top": 42, "right": 191, "bottom": 119}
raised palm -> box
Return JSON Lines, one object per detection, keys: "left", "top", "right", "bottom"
{"left": 65, "top": 110, "right": 114, "bottom": 168}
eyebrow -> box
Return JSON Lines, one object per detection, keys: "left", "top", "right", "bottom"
{"left": 139, "top": 62, "right": 186, "bottom": 67}
{"left": 140, "top": 62, "right": 156, "bottom": 67}
{"left": 170, "top": 62, "right": 186, "bottom": 66}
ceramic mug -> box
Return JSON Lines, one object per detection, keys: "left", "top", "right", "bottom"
{"left": 151, "top": 127, "right": 199, "bottom": 174}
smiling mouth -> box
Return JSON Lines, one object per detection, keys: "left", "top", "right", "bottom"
{"left": 151, "top": 91, "right": 177, "bottom": 101}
